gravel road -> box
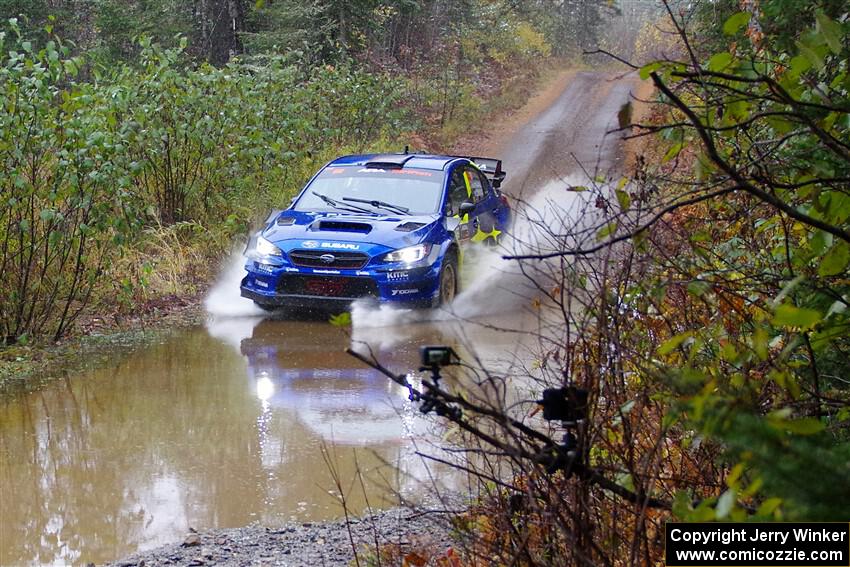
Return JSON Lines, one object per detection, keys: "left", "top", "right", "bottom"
{"left": 106, "top": 508, "right": 454, "bottom": 567}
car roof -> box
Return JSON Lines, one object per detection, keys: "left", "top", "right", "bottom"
{"left": 327, "top": 153, "right": 467, "bottom": 171}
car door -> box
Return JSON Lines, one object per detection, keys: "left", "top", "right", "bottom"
{"left": 467, "top": 166, "right": 502, "bottom": 244}
{"left": 447, "top": 166, "right": 475, "bottom": 242}
{"left": 447, "top": 163, "right": 502, "bottom": 244}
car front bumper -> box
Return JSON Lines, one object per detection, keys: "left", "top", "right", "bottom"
{"left": 240, "top": 258, "right": 442, "bottom": 309}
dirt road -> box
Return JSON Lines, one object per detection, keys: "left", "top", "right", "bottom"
{"left": 494, "top": 70, "right": 640, "bottom": 197}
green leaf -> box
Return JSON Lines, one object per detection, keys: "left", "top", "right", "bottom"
{"left": 687, "top": 280, "right": 711, "bottom": 296}
{"left": 708, "top": 52, "right": 733, "bottom": 72}
{"left": 819, "top": 242, "right": 850, "bottom": 276}
{"left": 825, "top": 191, "right": 850, "bottom": 224}
{"left": 796, "top": 40, "right": 825, "bottom": 70}
{"left": 663, "top": 141, "right": 684, "bottom": 163}
{"left": 658, "top": 332, "right": 692, "bottom": 355}
{"left": 639, "top": 61, "right": 662, "bottom": 80}
{"left": 329, "top": 312, "right": 351, "bottom": 326}
{"left": 615, "top": 189, "right": 630, "bottom": 211}
{"left": 596, "top": 222, "right": 617, "bottom": 240}
{"left": 756, "top": 498, "right": 782, "bottom": 517}
{"left": 63, "top": 59, "right": 78, "bottom": 77}
{"left": 786, "top": 55, "right": 812, "bottom": 80}
{"left": 816, "top": 12, "right": 843, "bottom": 55}
{"left": 768, "top": 416, "right": 825, "bottom": 435}
{"left": 772, "top": 303, "right": 822, "bottom": 329}
{"left": 723, "top": 12, "right": 751, "bottom": 36}
{"left": 808, "top": 230, "right": 832, "bottom": 257}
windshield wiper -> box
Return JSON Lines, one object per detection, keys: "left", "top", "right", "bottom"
{"left": 343, "top": 197, "right": 410, "bottom": 215}
{"left": 311, "top": 191, "right": 373, "bottom": 214}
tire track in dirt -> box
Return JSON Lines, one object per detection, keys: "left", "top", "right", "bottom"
{"left": 495, "top": 70, "right": 641, "bottom": 198}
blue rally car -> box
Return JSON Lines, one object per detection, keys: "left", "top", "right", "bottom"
{"left": 240, "top": 152, "right": 510, "bottom": 311}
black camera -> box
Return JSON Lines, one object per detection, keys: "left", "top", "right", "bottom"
{"left": 537, "top": 386, "right": 588, "bottom": 424}
{"left": 420, "top": 346, "right": 459, "bottom": 368}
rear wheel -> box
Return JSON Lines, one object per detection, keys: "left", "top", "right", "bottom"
{"left": 436, "top": 253, "right": 458, "bottom": 306}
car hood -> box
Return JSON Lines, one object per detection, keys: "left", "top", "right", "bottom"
{"left": 261, "top": 210, "right": 440, "bottom": 252}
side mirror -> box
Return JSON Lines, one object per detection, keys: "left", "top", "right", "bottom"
{"left": 492, "top": 171, "right": 506, "bottom": 188}
{"left": 459, "top": 201, "right": 476, "bottom": 216}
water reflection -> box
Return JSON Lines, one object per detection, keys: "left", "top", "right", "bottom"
{"left": 0, "top": 317, "right": 462, "bottom": 566}
{"left": 240, "top": 319, "right": 422, "bottom": 445}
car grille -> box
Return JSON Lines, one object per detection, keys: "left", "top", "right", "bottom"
{"left": 289, "top": 249, "right": 369, "bottom": 269}
{"left": 276, "top": 275, "right": 378, "bottom": 298}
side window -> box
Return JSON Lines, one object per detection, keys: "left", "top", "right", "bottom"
{"left": 465, "top": 167, "right": 485, "bottom": 203}
{"left": 448, "top": 169, "right": 468, "bottom": 215}
{"left": 476, "top": 170, "right": 492, "bottom": 198}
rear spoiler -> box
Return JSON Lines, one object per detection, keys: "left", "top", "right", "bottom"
{"left": 458, "top": 156, "right": 507, "bottom": 188}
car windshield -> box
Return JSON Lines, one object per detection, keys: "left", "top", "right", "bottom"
{"left": 294, "top": 166, "right": 445, "bottom": 215}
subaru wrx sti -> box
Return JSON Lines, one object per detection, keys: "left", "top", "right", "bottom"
{"left": 240, "top": 153, "right": 510, "bottom": 311}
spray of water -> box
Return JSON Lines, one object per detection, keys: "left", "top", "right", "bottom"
{"left": 204, "top": 252, "right": 264, "bottom": 318}
{"left": 351, "top": 173, "right": 604, "bottom": 330}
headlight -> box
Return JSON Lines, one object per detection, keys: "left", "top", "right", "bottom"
{"left": 256, "top": 236, "right": 283, "bottom": 257}
{"left": 384, "top": 243, "right": 431, "bottom": 264}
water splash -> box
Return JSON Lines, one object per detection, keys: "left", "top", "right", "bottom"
{"left": 204, "top": 252, "right": 264, "bottom": 318}
{"left": 351, "top": 173, "right": 603, "bottom": 329}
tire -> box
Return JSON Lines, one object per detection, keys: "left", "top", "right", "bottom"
{"left": 436, "top": 253, "right": 459, "bottom": 306}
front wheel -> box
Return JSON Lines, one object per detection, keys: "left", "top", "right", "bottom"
{"left": 436, "top": 253, "right": 459, "bottom": 306}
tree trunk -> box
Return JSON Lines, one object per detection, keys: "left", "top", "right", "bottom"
{"left": 196, "top": 0, "right": 244, "bottom": 65}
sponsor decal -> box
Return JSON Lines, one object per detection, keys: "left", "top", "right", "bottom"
{"left": 255, "top": 280, "right": 269, "bottom": 288}
{"left": 356, "top": 271, "right": 370, "bottom": 276}
{"left": 302, "top": 240, "right": 359, "bottom": 250}
{"left": 284, "top": 267, "right": 300, "bottom": 272}
{"left": 255, "top": 263, "right": 275, "bottom": 273}
{"left": 387, "top": 271, "right": 409, "bottom": 280}
{"left": 312, "top": 269, "right": 341, "bottom": 274}
{"left": 356, "top": 167, "right": 433, "bottom": 177}
{"left": 391, "top": 288, "right": 418, "bottom": 296}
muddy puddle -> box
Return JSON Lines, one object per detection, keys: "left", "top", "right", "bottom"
{"left": 0, "top": 315, "right": 510, "bottom": 566}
